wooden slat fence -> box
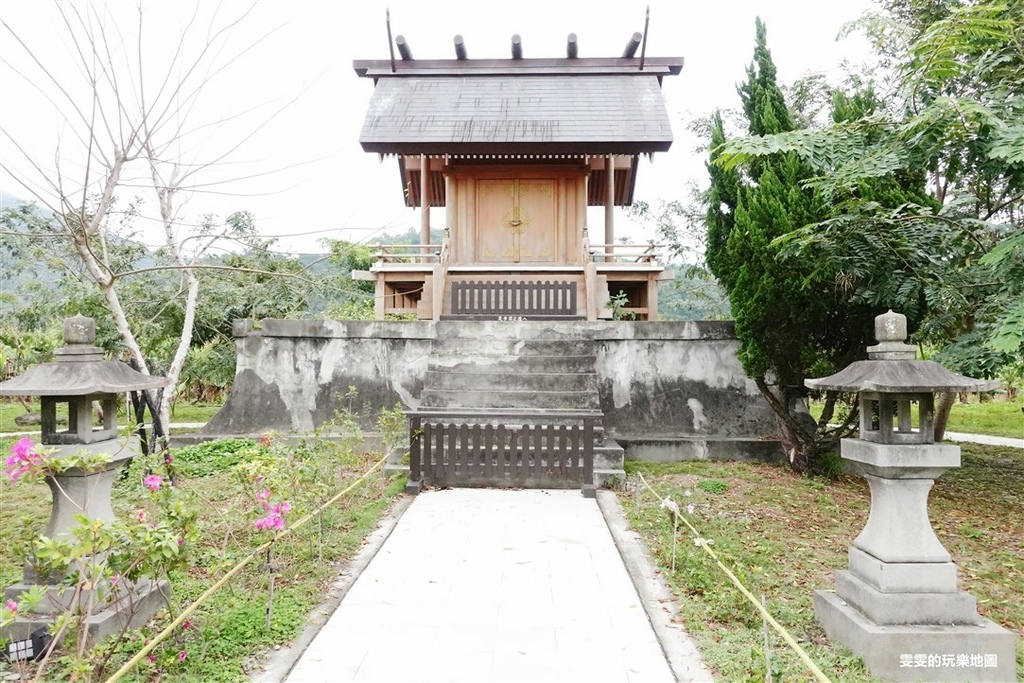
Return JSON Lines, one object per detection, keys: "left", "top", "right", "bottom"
{"left": 446, "top": 280, "right": 580, "bottom": 319}
{"left": 407, "top": 410, "right": 596, "bottom": 497}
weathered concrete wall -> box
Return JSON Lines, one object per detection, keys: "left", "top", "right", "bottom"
{"left": 204, "top": 319, "right": 433, "bottom": 434}
{"left": 204, "top": 319, "right": 783, "bottom": 461}
{"left": 596, "top": 322, "right": 765, "bottom": 437}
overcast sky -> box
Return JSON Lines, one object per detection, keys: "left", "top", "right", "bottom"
{"left": 0, "top": 0, "right": 875, "bottom": 254}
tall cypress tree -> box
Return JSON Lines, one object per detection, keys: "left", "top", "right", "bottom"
{"left": 739, "top": 19, "right": 795, "bottom": 137}
{"left": 705, "top": 111, "right": 740, "bottom": 289}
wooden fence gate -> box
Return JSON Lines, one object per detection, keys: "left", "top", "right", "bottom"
{"left": 406, "top": 410, "right": 597, "bottom": 497}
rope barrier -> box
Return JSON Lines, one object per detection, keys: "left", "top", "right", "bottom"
{"left": 635, "top": 472, "right": 833, "bottom": 683}
{"left": 103, "top": 452, "right": 389, "bottom": 683}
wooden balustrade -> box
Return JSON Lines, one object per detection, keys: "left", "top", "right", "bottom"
{"left": 588, "top": 243, "right": 663, "bottom": 264}
{"left": 375, "top": 244, "right": 441, "bottom": 264}
{"left": 445, "top": 280, "right": 581, "bottom": 320}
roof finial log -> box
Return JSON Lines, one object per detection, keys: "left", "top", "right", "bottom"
{"left": 396, "top": 34, "right": 413, "bottom": 60}
{"left": 454, "top": 34, "right": 467, "bottom": 60}
{"left": 511, "top": 34, "right": 523, "bottom": 59}
{"left": 566, "top": 33, "right": 578, "bottom": 58}
{"left": 622, "top": 31, "right": 642, "bottom": 58}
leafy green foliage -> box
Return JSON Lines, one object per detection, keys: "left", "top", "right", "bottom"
{"left": 171, "top": 438, "right": 268, "bottom": 478}
{"left": 625, "top": 196, "right": 731, "bottom": 320}
{"left": 323, "top": 239, "right": 376, "bottom": 318}
{"left": 702, "top": 19, "right": 929, "bottom": 471}
{"left": 658, "top": 272, "right": 731, "bottom": 321}
{"left": 717, "top": 0, "right": 1024, "bottom": 366}
{"left": 696, "top": 478, "right": 729, "bottom": 494}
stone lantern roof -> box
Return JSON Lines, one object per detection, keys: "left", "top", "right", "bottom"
{"left": 805, "top": 310, "right": 1000, "bottom": 394}
{"left": 0, "top": 315, "right": 167, "bottom": 397}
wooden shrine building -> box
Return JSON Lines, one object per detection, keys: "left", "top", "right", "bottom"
{"left": 353, "top": 31, "right": 683, "bottom": 321}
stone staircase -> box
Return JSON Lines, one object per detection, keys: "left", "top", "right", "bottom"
{"left": 401, "top": 323, "right": 624, "bottom": 486}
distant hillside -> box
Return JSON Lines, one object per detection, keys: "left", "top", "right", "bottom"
{"left": 0, "top": 189, "right": 32, "bottom": 209}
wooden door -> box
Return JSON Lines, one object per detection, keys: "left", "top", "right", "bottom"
{"left": 476, "top": 179, "right": 557, "bottom": 264}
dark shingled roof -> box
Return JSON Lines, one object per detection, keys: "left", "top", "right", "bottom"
{"left": 355, "top": 60, "right": 681, "bottom": 155}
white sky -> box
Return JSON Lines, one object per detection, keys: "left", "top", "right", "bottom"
{"left": 0, "top": 0, "right": 875, "bottom": 254}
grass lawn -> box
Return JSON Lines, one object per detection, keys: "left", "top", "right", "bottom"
{"left": 1, "top": 400, "right": 223, "bottom": 433}
{"left": 809, "top": 395, "right": 1023, "bottom": 440}
{"left": 0, "top": 433, "right": 405, "bottom": 682}
{"left": 944, "top": 396, "right": 1023, "bottom": 439}
{"left": 622, "top": 443, "right": 1024, "bottom": 682}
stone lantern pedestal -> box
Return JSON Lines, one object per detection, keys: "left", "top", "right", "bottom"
{"left": 0, "top": 316, "right": 170, "bottom": 652}
{"left": 807, "top": 311, "right": 1015, "bottom": 682}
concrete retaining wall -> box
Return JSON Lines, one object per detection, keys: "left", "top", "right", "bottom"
{"left": 204, "top": 319, "right": 783, "bottom": 462}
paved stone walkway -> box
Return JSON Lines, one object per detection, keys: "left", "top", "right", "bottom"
{"left": 943, "top": 431, "right": 1023, "bottom": 449}
{"left": 279, "top": 488, "right": 708, "bottom": 683}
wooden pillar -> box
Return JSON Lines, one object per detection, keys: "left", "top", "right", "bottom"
{"left": 420, "top": 154, "right": 430, "bottom": 259}
{"left": 604, "top": 155, "right": 615, "bottom": 255}
{"left": 432, "top": 263, "right": 444, "bottom": 321}
{"left": 375, "top": 277, "right": 386, "bottom": 320}
{"left": 647, "top": 276, "right": 659, "bottom": 322}
{"left": 585, "top": 262, "right": 598, "bottom": 321}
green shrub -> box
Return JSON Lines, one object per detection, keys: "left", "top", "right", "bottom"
{"left": 697, "top": 478, "right": 729, "bottom": 494}
{"left": 171, "top": 438, "right": 268, "bottom": 477}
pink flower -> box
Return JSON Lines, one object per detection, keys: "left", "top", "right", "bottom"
{"left": 254, "top": 513, "right": 285, "bottom": 530}
{"left": 147, "top": 655, "right": 155, "bottom": 663}
{"left": 110, "top": 574, "right": 121, "bottom": 587}
{"left": 164, "top": 455, "right": 173, "bottom": 465}
{"left": 11, "top": 438, "right": 33, "bottom": 459}
{"left": 136, "top": 509, "right": 147, "bottom": 523}
{"left": 5, "top": 438, "right": 44, "bottom": 483}
{"left": 4, "top": 599, "right": 17, "bottom": 614}
{"left": 178, "top": 650, "right": 187, "bottom": 662}
{"left": 253, "top": 490, "right": 291, "bottom": 530}
{"left": 143, "top": 474, "right": 163, "bottom": 491}
{"left": 182, "top": 620, "right": 192, "bottom": 630}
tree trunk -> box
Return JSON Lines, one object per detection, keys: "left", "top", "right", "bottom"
{"left": 753, "top": 377, "right": 818, "bottom": 474}
{"left": 157, "top": 271, "right": 200, "bottom": 439}
{"left": 933, "top": 391, "right": 957, "bottom": 441}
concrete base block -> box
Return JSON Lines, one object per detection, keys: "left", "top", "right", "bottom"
{"left": 815, "top": 590, "right": 1016, "bottom": 682}
{"left": 617, "top": 437, "right": 784, "bottom": 463}
{"left": 849, "top": 546, "right": 959, "bottom": 594}
{"left": 836, "top": 571, "right": 978, "bottom": 625}
{"left": 3, "top": 578, "right": 170, "bottom": 646}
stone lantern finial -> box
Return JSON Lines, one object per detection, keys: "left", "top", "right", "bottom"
{"left": 63, "top": 314, "right": 95, "bottom": 345}
{"left": 867, "top": 310, "right": 916, "bottom": 360}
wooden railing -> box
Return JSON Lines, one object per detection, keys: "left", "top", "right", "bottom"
{"left": 407, "top": 410, "right": 597, "bottom": 497}
{"left": 374, "top": 244, "right": 440, "bottom": 265}
{"left": 431, "top": 233, "right": 451, "bottom": 321}
{"left": 589, "top": 243, "right": 663, "bottom": 264}
{"left": 445, "top": 280, "right": 581, "bottom": 320}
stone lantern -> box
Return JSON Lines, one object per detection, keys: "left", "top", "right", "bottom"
{"left": 806, "top": 310, "right": 1015, "bottom": 682}
{"left": 0, "top": 315, "right": 169, "bottom": 653}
